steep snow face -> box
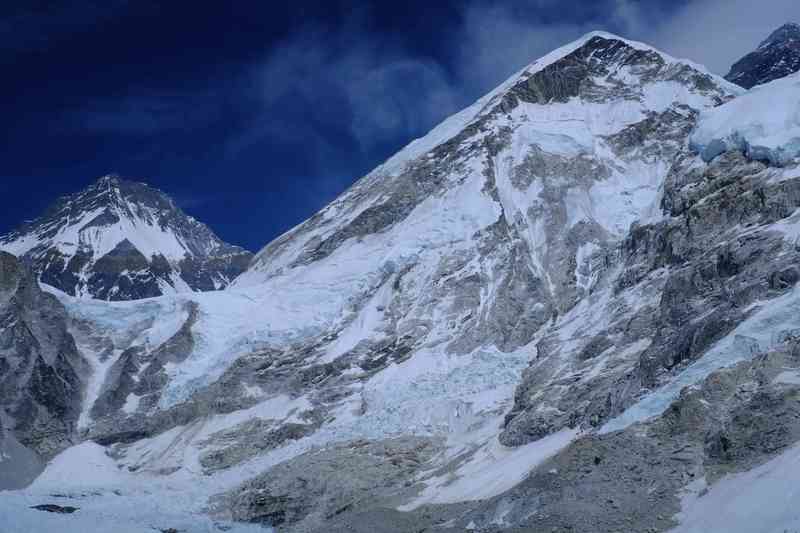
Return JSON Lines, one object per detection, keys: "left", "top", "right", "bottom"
{"left": 0, "top": 176, "right": 252, "bottom": 300}
{"left": 243, "top": 31, "right": 737, "bottom": 271}
{"left": 692, "top": 71, "right": 800, "bottom": 165}
{"left": 726, "top": 22, "right": 800, "bottom": 89}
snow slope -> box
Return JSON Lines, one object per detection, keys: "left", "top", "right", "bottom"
{"left": 0, "top": 442, "right": 270, "bottom": 533}
{"left": 692, "top": 71, "right": 800, "bottom": 165}
{"left": 671, "top": 442, "right": 800, "bottom": 533}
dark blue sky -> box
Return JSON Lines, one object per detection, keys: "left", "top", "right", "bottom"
{"left": 2, "top": 0, "right": 796, "bottom": 251}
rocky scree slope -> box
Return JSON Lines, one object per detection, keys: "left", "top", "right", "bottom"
{"left": 726, "top": 22, "right": 800, "bottom": 89}
{"left": 3, "top": 30, "right": 800, "bottom": 533}
{"left": 0, "top": 175, "right": 252, "bottom": 301}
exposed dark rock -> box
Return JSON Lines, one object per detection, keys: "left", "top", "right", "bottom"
{"left": 0, "top": 252, "right": 86, "bottom": 465}
{"left": 726, "top": 23, "right": 800, "bottom": 88}
{"left": 216, "top": 437, "right": 441, "bottom": 532}
{"left": 31, "top": 504, "right": 80, "bottom": 514}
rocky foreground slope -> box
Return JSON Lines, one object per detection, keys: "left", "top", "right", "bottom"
{"left": 0, "top": 175, "right": 252, "bottom": 301}
{"left": 2, "top": 27, "right": 800, "bottom": 533}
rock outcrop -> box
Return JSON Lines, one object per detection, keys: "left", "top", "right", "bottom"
{"left": 0, "top": 252, "right": 86, "bottom": 488}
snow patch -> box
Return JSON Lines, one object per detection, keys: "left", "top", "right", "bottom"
{"left": 400, "top": 428, "right": 579, "bottom": 509}
{"left": 671, "top": 443, "right": 800, "bottom": 532}
{"left": 0, "top": 442, "right": 269, "bottom": 533}
{"left": 774, "top": 370, "right": 800, "bottom": 385}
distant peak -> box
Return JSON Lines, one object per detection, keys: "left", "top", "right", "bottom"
{"left": 579, "top": 30, "right": 626, "bottom": 41}
{"left": 89, "top": 174, "right": 154, "bottom": 199}
{"left": 574, "top": 30, "right": 663, "bottom": 51}
{"left": 0, "top": 173, "right": 253, "bottom": 300}
{"left": 726, "top": 22, "right": 800, "bottom": 89}
{"left": 759, "top": 22, "right": 800, "bottom": 49}
{"left": 96, "top": 173, "right": 120, "bottom": 183}
{"left": 92, "top": 174, "right": 125, "bottom": 192}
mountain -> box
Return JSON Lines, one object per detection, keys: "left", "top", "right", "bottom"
{"left": 3, "top": 30, "right": 800, "bottom": 533}
{"left": 725, "top": 22, "right": 800, "bottom": 89}
{"left": 0, "top": 175, "right": 253, "bottom": 301}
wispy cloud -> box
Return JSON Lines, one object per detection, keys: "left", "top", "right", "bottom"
{"left": 251, "top": 21, "right": 461, "bottom": 153}
{"left": 453, "top": 3, "right": 599, "bottom": 91}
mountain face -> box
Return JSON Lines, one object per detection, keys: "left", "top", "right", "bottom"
{"left": 0, "top": 176, "right": 252, "bottom": 301}
{"left": 3, "top": 30, "right": 800, "bottom": 533}
{"left": 726, "top": 22, "right": 800, "bottom": 89}
{"left": 0, "top": 252, "right": 86, "bottom": 490}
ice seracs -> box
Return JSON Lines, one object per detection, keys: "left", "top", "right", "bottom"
{"left": 691, "top": 71, "right": 800, "bottom": 166}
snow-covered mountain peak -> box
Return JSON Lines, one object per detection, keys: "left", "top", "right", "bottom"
{"left": 0, "top": 175, "right": 252, "bottom": 300}
{"left": 240, "top": 31, "right": 738, "bottom": 288}
{"left": 758, "top": 22, "right": 800, "bottom": 50}
{"left": 365, "top": 32, "right": 739, "bottom": 184}
{"left": 727, "top": 22, "right": 800, "bottom": 89}
{"left": 524, "top": 30, "right": 731, "bottom": 80}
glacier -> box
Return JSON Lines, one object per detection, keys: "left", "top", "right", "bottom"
{"left": 692, "top": 71, "right": 800, "bottom": 166}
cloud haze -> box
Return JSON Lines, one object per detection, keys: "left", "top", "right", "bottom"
{"left": 248, "top": 20, "right": 461, "bottom": 155}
